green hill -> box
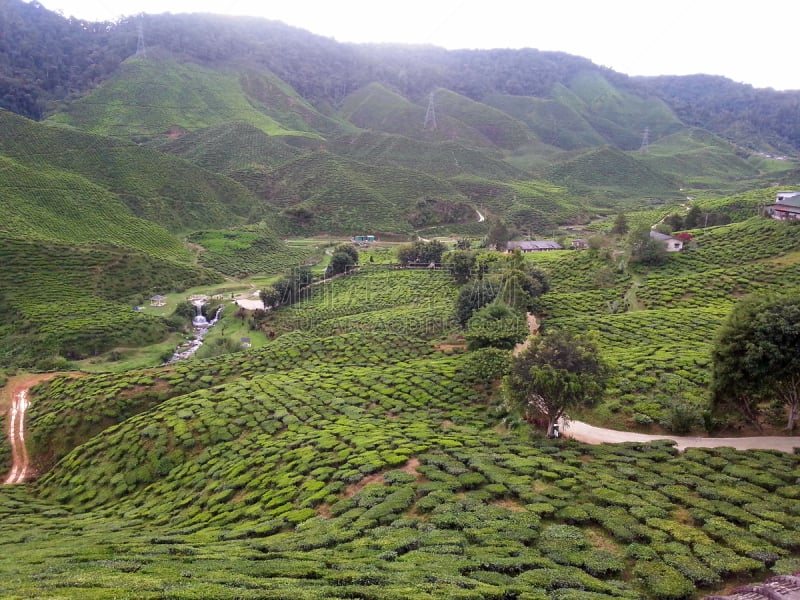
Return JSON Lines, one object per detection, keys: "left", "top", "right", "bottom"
{"left": 336, "top": 83, "right": 497, "bottom": 149}
{"left": 329, "top": 131, "right": 524, "bottom": 180}
{"left": 434, "top": 88, "right": 536, "bottom": 150}
{"left": 0, "top": 235, "right": 220, "bottom": 367}
{"left": 157, "top": 121, "right": 312, "bottom": 195}
{"left": 0, "top": 110, "right": 261, "bottom": 232}
{"left": 535, "top": 214, "right": 800, "bottom": 426}
{"left": 640, "top": 128, "right": 762, "bottom": 186}
{"left": 47, "top": 54, "right": 320, "bottom": 140}
{"left": 0, "top": 266, "right": 796, "bottom": 598}
{"left": 263, "top": 152, "right": 474, "bottom": 235}
{"left": 484, "top": 93, "right": 607, "bottom": 150}
{"left": 556, "top": 70, "right": 684, "bottom": 150}
{"left": 543, "top": 146, "right": 682, "bottom": 201}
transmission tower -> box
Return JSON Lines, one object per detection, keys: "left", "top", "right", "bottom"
{"left": 136, "top": 22, "right": 147, "bottom": 57}
{"left": 639, "top": 126, "right": 650, "bottom": 154}
{"left": 424, "top": 91, "right": 437, "bottom": 130}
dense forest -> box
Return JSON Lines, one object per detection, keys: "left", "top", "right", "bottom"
{"left": 3, "top": 0, "right": 800, "bottom": 154}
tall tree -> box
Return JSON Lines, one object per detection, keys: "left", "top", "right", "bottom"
{"left": 464, "top": 302, "right": 528, "bottom": 351}
{"left": 504, "top": 329, "right": 608, "bottom": 437}
{"left": 611, "top": 213, "right": 629, "bottom": 235}
{"left": 486, "top": 219, "right": 511, "bottom": 251}
{"left": 444, "top": 250, "right": 477, "bottom": 284}
{"left": 711, "top": 293, "right": 800, "bottom": 431}
{"left": 627, "top": 226, "right": 668, "bottom": 266}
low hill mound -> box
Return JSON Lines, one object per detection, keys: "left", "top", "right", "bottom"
{"left": 543, "top": 145, "right": 681, "bottom": 200}
{"left": 46, "top": 54, "right": 320, "bottom": 140}
{"left": 0, "top": 110, "right": 261, "bottom": 232}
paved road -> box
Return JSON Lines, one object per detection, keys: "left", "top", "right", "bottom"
{"left": 561, "top": 419, "right": 800, "bottom": 453}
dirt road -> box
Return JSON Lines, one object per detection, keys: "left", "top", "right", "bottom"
{"left": 4, "top": 388, "right": 30, "bottom": 484}
{"left": 561, "top": 419, "right": 800, "bottom": 453}
{"left": 2, "top": 373, "right": 73, "bottom": 484}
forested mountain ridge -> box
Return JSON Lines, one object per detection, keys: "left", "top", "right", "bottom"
{"left": 3, "top": 0, "right": 800, "bottom": 155}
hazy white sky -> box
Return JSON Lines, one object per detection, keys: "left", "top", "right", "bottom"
{"left": 36, "top": 0, "right": 800, "bottom": 91}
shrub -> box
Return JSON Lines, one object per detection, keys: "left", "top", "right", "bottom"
{"left": 633, "top": 561, "right": 694, "bottom": 600}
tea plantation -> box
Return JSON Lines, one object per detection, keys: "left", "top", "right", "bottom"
{"left": 531, "top": 216, "right": 800, "bottom": 428}
{"left": 2, "top": 257, "right": 800, "bottom": 599}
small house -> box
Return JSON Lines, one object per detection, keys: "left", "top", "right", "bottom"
{"left": 571, "top": 239, "right": 589, "bottom": 250}
{"left": 352, "top": 235, "right": 376, "bottom": 243}
{"left": 767, "top": 191, "right": 800, "bottom": 221}
{"left": 507, "top": 240, "right": 563, "bottom": 253}
{"left": 649, "top": 230, "right": 684, "bottom": 252}
{"left": 150, "top": 294, "right": 166, "bottom": 307}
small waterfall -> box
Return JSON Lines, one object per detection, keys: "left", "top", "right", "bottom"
{"left": 192, "top": 299, "right": 209, "bottom": 327}
{"left": 164, "top": 302, "right": 224, "bottom": 364}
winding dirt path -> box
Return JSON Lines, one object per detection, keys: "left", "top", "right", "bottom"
{"left": 561, "top": 419, "right": 800, "bottom": 453}
{"left": 2, "top": 373, "right": 73, "bottom": 485}
{"left": 512, "top": 313, "right": 540, "bottom": 355}
{"left": 4, "top": 388, "right": 30, "bottom": 484}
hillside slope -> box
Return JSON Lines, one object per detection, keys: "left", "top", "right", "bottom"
{"left": 0, "top": 109, "right": 262, "bottom": 232}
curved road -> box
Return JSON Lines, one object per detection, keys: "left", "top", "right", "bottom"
{"left": 561, "top": 419, "right": 800, "bottom": 453}
{"left": 4, "top": 388, "right": 30, "bottom": 484}
{"left": 3, "top": 373, "right": 73, "bottom": 485}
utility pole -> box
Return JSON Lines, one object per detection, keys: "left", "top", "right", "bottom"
{"left": 424, "top": 91, "right": 437, "bottom": 130}
{"left": 136, "top": 21, "right": 146, "bottom": 57}
{"left": 639, "top": 126, "right": 650, "bottom": 154}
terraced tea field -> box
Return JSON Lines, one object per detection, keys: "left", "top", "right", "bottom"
{"left": 528, "top": 217, "right": 800, "bottom": 428}
{"left": 4, "top": 230, "right": 800, "bottom": 599}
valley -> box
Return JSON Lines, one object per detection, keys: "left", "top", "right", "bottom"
{"left": 1, "top": 2, "right": 800, "bottom": 598}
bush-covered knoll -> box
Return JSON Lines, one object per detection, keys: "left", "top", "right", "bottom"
{"left": 263, "top": 152, "right": 474, "bottom": 235}
{"left": 543, "top": 146, "right": 681, "bottom": 201}
{"left": 187, "top": 226, "right": 312, "bottom": 277}
{"left": 336, "top": 83, "right": 497, "bottom": 150}
{"left": 27, "top": 329, "right": 435, "bottom": 471}
{"left": 330, "top": 130, "right": 524, "bottom": 180}
{"left": 157, "top": 121, "right": 311, "bottom": 196}
{"left": 526, "top": 216, "right": 800, "bottom": 423}
{"left": 640, "top": 128, "right": 762, "bottom": 184}
{"left": 0, "top": 156, "right": 189, "bottom": 259}
{"left": 0, "top": 109, "right": 260, "bottom": 233}
{"left": 13, "top": 373, "right": 800, "bottom": 599}
{"left": 47, "top": 55, "right": 315, "bottom": 139}
{"left": 268, "top": 269, "right": 457, "bottom": 333}
{"left": 0, "top": 236, "right": 220, "bottom": 368}
{"left": 27, "top": 270, "right": 455, "bottom": 467}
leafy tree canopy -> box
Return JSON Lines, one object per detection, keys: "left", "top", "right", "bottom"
{"left": 397, "top": 240, "right": 447, "bottom": 265}
{"left": 627, "top": 225, "right": 668, "bottom": 266}
{"left": 504, "top": 329, "right": 608, "bottom": 436}
{"left": 464, "top": 302, "right": 528, "bottom": 351}
{"left": 711, "top": 293, "right": 800, "bottom": 430}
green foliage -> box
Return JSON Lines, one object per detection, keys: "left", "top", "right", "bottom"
{"left": 397, "top": 240, "right": 448, "bottom": 265}
{"left": 444, "top": 250, "right": 478, "bottom": 284}
{"left": 633, "top": 561, "right": 694, "bottom": 600}
{"left": 464, "top": 303, "right": 528, "bottom": 350}
{"left": 711, "top": 292, "right": 800, "bottom": 430}
{"left": 462, "top": 348, "right": 512, "bottom": 386}
{"left": 505, "top": 329, "right": 608, "bottom": 435}
{"left": 49, "top": 55, "right": 301, "bottom": 138}
{"left": 455, "top": 279, "right": 501, "bottom": 326}
{"left": 628, "top": 226, "right": 668, "bottom": 267}
{"left": 611, "top": 213, "right": 629, "bottom": 235}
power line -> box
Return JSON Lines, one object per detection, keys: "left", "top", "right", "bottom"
{"left": 640, "top": 126, "right": 650, "bottom": 154}
{"left": 136, "top": 21, "right": 146, "bottom": 57}
{"left": 423, "top": 91, "right": 437, "bottom": 130}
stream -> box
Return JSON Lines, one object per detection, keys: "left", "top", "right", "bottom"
{"left": 164, "top": 303, "right": 224, "bottom": 364}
